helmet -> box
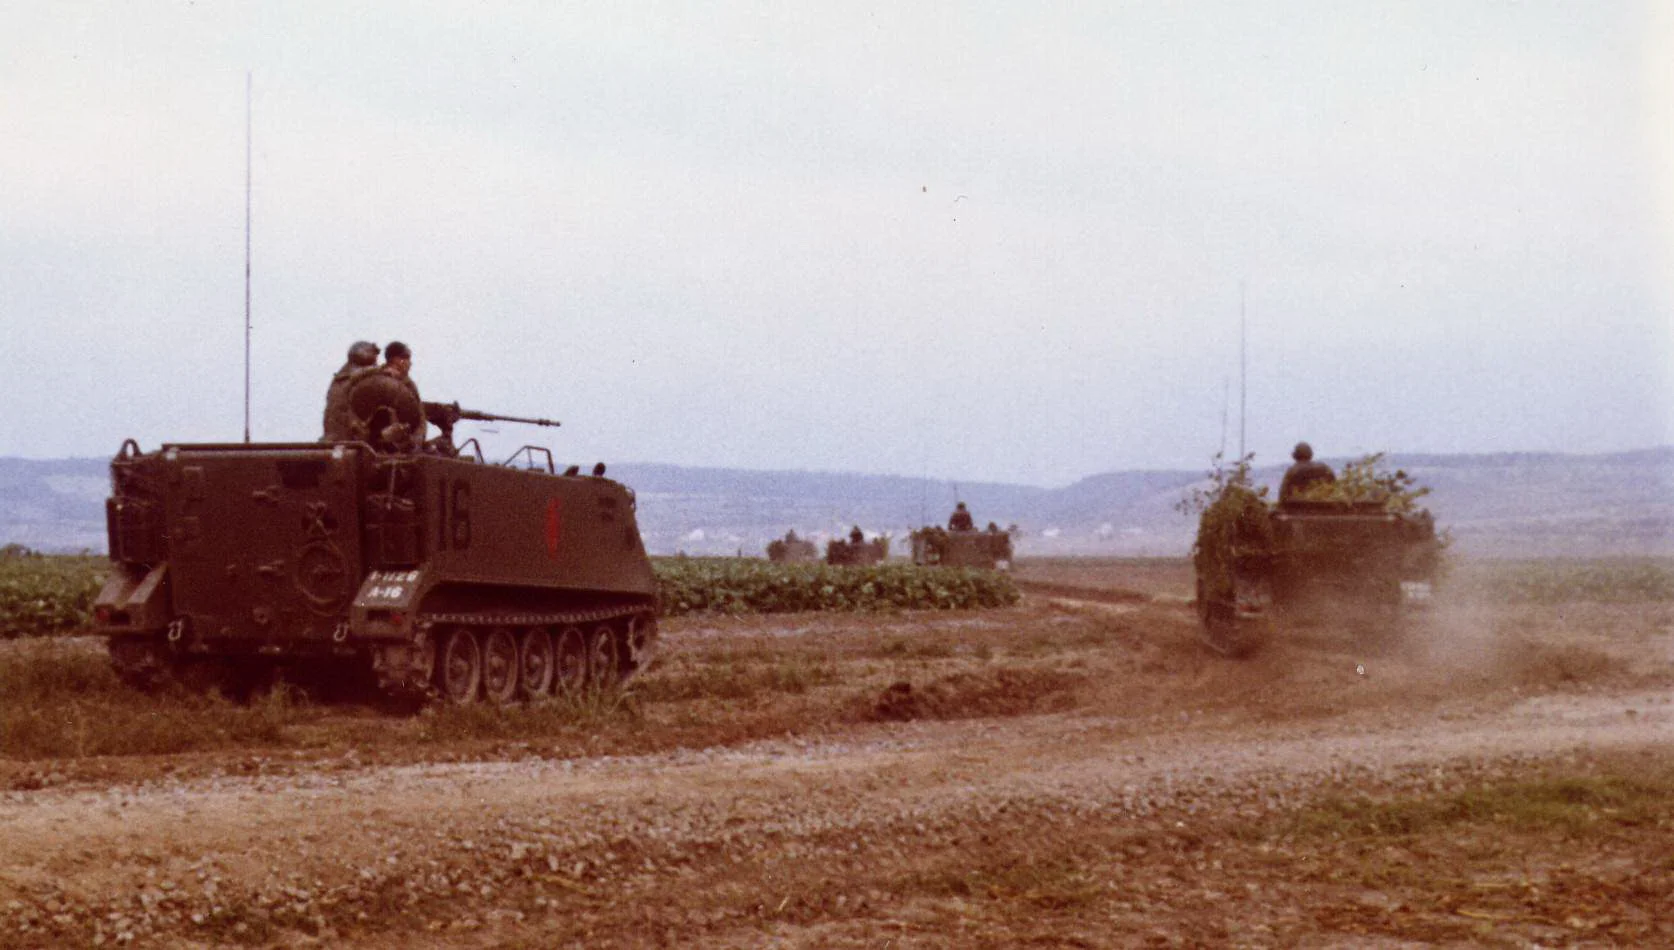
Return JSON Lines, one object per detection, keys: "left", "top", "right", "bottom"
{"left": 1292, "top": 442, "right": 1314, "bottom": 462}
{"left": 348, "top": 340, "right": 380, "bottom": 367}
{"left": 385, "top": 340, "right": 412, "bottom": 361}
{"left": 955, "top": 502, "right": 967, "bottom": 511}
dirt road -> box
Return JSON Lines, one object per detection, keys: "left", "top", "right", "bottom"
{"left": 3, "top": 578, "right": 1671, "bottom": 947}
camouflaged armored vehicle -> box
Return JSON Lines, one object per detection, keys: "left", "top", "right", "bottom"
{"left": 909, "top": 526, "right": 1013, "bottom": 570}
{"left": 766, "top": 531, "right": 818, "bottom": 564}
{"left": 1192, "top": 481, "right": 1440, "bottom": 658}
{"left": 93, "top": 372, "right": 657, "bottom": 705}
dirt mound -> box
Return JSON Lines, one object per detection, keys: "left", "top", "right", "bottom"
{"left": 864, "top": 667, "right": 1085, "bottom": 722}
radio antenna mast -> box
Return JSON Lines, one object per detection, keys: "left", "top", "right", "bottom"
{"left": 1238, "top": 280, "right": 1247, "bottom": 460}
{"left": 243, "top": 72, "right": 253, "bottom": 443}
{"left": 1219, "top": 376, "right": 1229, "bottom": 457}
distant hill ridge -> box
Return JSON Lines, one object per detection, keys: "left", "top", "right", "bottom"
{"left": 1, "top": 448, "right": 1669, "bottom": 558}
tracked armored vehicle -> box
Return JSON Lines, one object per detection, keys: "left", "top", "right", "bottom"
{"left": 93, "top": 376, "right": 657, "bottom": 705}
{"left": 909, "top": 526, "right": 1013, "bottom": 570}
{"left": 1193, "top": 492, "right": 1439, "bottom": 657}
{"left": 766, "top": 532, "right": 818, "bottom": 564}
{"left": 825, "top": 535, "right": 887, "bottom": 566}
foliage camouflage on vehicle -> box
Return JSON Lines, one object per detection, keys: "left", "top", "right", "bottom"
{"left": 1185, "top": 452, "right": 1441, "bottom": 657}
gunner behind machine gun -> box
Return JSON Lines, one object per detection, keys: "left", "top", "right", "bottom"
{"left": 329, "top": 343, "right": 563, "bottom": 455}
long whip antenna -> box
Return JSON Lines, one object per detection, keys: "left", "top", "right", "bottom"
{"left": 1238, "top": 280, "right": 1247, "bottom": 460}
{"left": 1219, "top": 376, "right": 1229, "bottom": 457}
{"left": 243, "top": 72, "right": 253, "bottom": 443}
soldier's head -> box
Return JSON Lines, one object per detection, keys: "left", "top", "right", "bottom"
{"left": 956, "top": 502, "right": 967, "bottom": 511}
{"left": 347, "top": 340, "right": 380, "bottom": 367}
{"left": 1292, "top": 441, "right": 1314, "bottom": 462}
{"left": 384, "top": 341, "right": 412, "bottom": 378}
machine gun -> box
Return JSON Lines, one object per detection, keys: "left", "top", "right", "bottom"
{"left": 422, "top": 401, "right": 562, "bottom": 458}
{"left": 423, "top": 401, "right": 561, "bottom": 432}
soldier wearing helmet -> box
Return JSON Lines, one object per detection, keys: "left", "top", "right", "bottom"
{"left": 948, "top": 501, "right": 975, "bottom": 532}
{"left": 321, "top": 340, "right": 380, "bottom": 441}
{"left": 1279, "top": 441, "right": 1336, "bottom": 504}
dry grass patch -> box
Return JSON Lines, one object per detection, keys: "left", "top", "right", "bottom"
{"left": 0, "top": 638, "right": 315, "bottom": 763}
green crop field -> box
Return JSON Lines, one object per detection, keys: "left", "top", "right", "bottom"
{"left": 0, "top": 554, "right": 105, "bottom": 639}
{"left": 654, "top": 557, "right": 1019, "bottom": 616}
{"left": 1455, "top": 557, "right": 1674, "bottom": 605}
{"left": 8, "top": 551, "right": 1666, "bottom": 639}
{"left": 0, "top": 554, "right": 1019, "bottom": 638}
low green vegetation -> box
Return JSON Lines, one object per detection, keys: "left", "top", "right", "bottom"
{"left": 0, "top": 552, "right": 104, "bottom": 638}
{"left": 655, "top": 558, "right": 1019, "bottom": 616}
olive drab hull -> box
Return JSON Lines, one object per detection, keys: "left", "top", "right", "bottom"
{"left": 94, "top": 440, "right": 658, "bottom": 703}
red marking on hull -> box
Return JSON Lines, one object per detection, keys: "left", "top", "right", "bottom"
{"left": 544, "top": 497, "right": 563, "bottom": 559}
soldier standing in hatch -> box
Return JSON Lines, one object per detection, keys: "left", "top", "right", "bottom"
{"left": 321, "top": 340, "right": 380, "bottom": 441}
{"left": 375, "top": 341, "right": 427, "bottom": 451}
{"left": 381, "top": 341, "right": 420, "bottom": 400}
{"left": 1279, "top": 441, "right": 1337, "bottom": 503}
{"left": 948, "top": 502, "right": 974, "bottom": 532}
{"left": 849, "top": 525, "right": 865, "bottom": 545}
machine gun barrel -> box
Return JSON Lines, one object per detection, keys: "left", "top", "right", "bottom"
{"left": 424, "top": 401, "right": 561, "bottom": 429}
{"left": 455, "top": 407, "right": 561, "bottom": 428}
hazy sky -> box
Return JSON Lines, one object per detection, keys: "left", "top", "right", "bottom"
{"left": 4, "top": 2, "right": 1671, "bottom": 485}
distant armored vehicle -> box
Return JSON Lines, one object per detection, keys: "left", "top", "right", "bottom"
{"left": 909, "top": 525, "right": 1013, "bottom": 570}
{"left": 766, "top": 531, "right": 818, "bottom": 564}
{"left": 1193, "top": 484, "right": 1440, "bottom": 657}
{"left": 825, "top": 534, "right": 887, "bottom": 566}
{"left": 94, "top": 382, "right": 656, "bottom": 705}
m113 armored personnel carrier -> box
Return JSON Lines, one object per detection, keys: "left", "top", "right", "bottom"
{"left": 1192, "top": 480, "right": 1440, "bottom": 657}
{"left": 909, "top": 526, "right": 1013, "bottom": 570}
{"left": 766, "top": 531, "right": 819, "bottom": 564}
{"left": 825, "top": 533, "right": 887, "bottom": 566}
{"left": 93, "top": 375, "right": 658, "bottom": 705}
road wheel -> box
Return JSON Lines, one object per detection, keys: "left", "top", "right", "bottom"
{"left": 588, "top": 624, "right": 619, "bottom": 686}
{"left": 554, "top": 626, "right": 587, "bottom": 696}
{"left": 482, "top": 627, "right": 520, "bottom": 705}
{"left": 519, "top": 627, "right": 556, "bottom": 698}
{"left": 436, "top": 627, "right": 482, "bottom": 705}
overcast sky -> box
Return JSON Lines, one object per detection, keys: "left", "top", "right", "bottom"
{"left": 3, "top": 2, "right": 1670, "bottom": 485}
